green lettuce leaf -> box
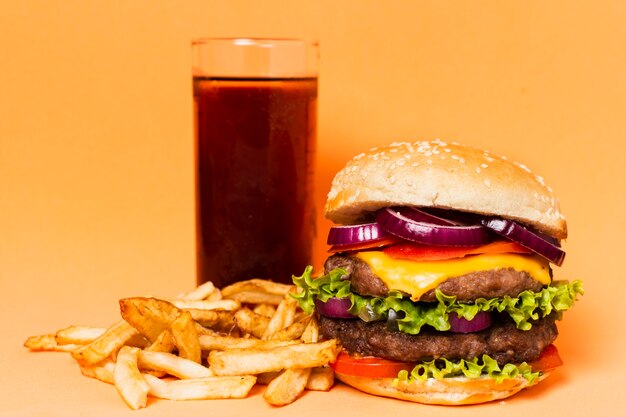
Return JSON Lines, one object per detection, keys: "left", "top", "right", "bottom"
{"left": 292, "top": 266, "right": 584, "bottom": 334}
{"left": 394, "top": 355, "right": 540, "bottom": 384}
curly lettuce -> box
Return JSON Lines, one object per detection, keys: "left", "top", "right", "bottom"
{"left": 394, "top": 355, "right": 540, "bottom": 384}
{"left": 292, "top": 266, "right": 584, "bottom": 334}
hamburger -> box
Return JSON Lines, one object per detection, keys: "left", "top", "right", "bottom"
{"left": 293, "top": 140, "right": 583, "bottom": 405}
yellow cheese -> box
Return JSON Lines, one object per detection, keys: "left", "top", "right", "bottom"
{"left": 355, "top": 251, "right": 550, "bottom": 301}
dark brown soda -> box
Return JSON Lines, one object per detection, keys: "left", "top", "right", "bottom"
{"left": 193, "top": 77, "right": 317, "bottom": 286}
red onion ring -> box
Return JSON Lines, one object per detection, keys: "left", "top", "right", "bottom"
{"left": 376, "top": 208, "right": 492, "bottom": 246}
{"left": 448, "top": 311, "right": 492, "bottom": 333}
{"left": 394, "top": 207, "right": 457, "bottom": 226}
{"left": 315, "top": 297, "right": 355, "bottom": 319}
{"left": 327, "top": 222, "right": 390, "bottom": 246}
{"left": 481, "top": 218, "right": 565, "bottom": 266}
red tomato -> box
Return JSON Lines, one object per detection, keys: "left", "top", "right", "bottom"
{"left": 330, "top": 351, "right": 414, "bottom": 378}
{"left": 328, "top": 236, "right": 402, "bottom": 253}
{"left": 529, "top": 344, "right": 563, "bottom": 372}
{"left": 383, "top": 240, "right": 531, "bottom": 261}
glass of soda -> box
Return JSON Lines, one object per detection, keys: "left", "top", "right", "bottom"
{"left": 192, "top": 38, "right": 318, "bottom": 286}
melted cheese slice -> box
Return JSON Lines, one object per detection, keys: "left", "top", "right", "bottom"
{"left": 355, "top": 251, "right": 550, "bottom": 301}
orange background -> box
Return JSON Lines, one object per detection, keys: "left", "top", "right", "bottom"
{"left": 1, "top": 1, "right": 625, "bottom": 416}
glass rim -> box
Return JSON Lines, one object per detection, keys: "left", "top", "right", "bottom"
{"left": 192, "top": 37, "right": 319, "bottom": 48}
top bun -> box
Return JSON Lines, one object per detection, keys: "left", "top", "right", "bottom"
{"left": 325, "top": 140, "right": 567, "bottom": 239}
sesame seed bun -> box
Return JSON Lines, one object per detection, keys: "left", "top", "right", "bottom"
{"left": 335, "top": 371, "right": 549, "bottom": 405}
{"left": 325, "top": 140, "right": 567, "bottom": 239}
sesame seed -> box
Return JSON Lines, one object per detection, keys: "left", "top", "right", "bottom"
{"left": 475, "top": 167, "right": 481, "bottom": 173}
{"left": 484, "top": 179, "right": 491, "bottom": 188}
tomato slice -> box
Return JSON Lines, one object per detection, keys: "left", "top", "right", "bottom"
{"left": 328, "top": 236, "right": 402, "bottom": 253}
{"left": 330, "top": 351, "right": 414, "bottom": 378}
{"left": 382, "top": 240, "right": 532, "bottom": 261}
{"left": 529, "top": 344, "right": 563, "bottom": 372}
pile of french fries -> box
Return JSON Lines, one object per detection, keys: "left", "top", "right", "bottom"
{"left": 24, "top": 279, "right": 341, "bottom": 409}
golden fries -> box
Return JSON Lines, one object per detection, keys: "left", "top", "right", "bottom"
{"left": 138, "top": 351, "right": 212, "bottom": 379}
{"left": 209, "top": 339, "right": 341, "bottom": 376}
{"left": 24, "top": 334, "right": 81, "bottom": 352}
{"left": 114, "top": 346, "right": 150, "bottom": 410}
{"left": 198, "top": 334, "right": 300, "bottom": 351}
{"left": 170, "top": 310, "right": 201, "bottom": 363}
{"left": 143, "top": 374, "right": 256, "bottom": 400}
{"left": 119, "top": 298, "right": 181, "bottom": 342}
{"left": 171, "top": 299, "right": 240, "bottom": 311}
{"left": 72, "top": 321, "right": 140, "bottom": 365}
{"left": 55, "top": 325, "right": 106, "bottom": 345}
{"left": 262, "top": 291, "right": 298, "bottom": 339}
{"left": 79, "top": 359, "right": 116, "bottom": 384}
{"left": 234, "top": 307, "right": 270, "bottom": 338}
{"left": 145, "top": 330, "right": 176, "bottom": 353}
{"left": 25, "top": 275, "right": 340, "bottom": 409}
{"left": 264, "top": 368, "right": 312, "bottom": 406}
{"left": 177, "top": 280, "right": 221, "bottom": 301}
{"left": 221, "top": 278, "right": 295, "bottom": 305}
{"left": 305, "top": 367, "right": 335, "bottom": 391}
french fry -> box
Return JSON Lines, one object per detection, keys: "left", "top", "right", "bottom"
{"left": 261, "top": 292, "right": 298, "bottom": 339}
{"left": 177, "top": 280, "right": 222, "bottom": 301}
{"left": 119, "top": 297, "right": 181, "bottom": 342}
{"left": 143, "top": 374, "right": 256, "bottom": 400}
{"left": 55, "top": 326, "right": 106, "bottom": 345}
{"left": 306, "top": 367, "right": 335, "bottom": 391}
{"left": 300, "top": 314, "right": 319, "bottom": 343}
{"left": 72, "top": 321, "right": 139, "bottom": 365}
{"left": 185, "top": 309, "right": 237, "bottom": 333}
{"left": 263, "top": 368, "right": 312, "bottom": 406}
{"left": 221, "top": 279, "right": 292, "bottom": 299}
{"left": 256, "top": 372, "right": 278, "bottom": 385}
{"left": 114, "top": 346, "right": 150, "bottom": 410}
{"left": 138, "top": 350, "right": 212, "bottom": 379}
{"left": 170, "top": 310, "right": 201, "bottom": 363}
{"left": 224, "top": 291, "right": 284, "bottom": 306}
{"left": 198, "top": 334, "right": 300, "bottom": 351}
{"left": 145, "top": 330, "right": 176, "bottom": 353}
{"left": 24, "top": 334, "right": 81, "bottom": 352}
{"left": 171, "top": 299, "right": 240, "bottom": 311}
{"left": 209, "top": 339, "right": 341, "bottom": 376}
{"left": 79, "top": 359, "right": 116, "bottom": 384}
{"left": 234, "top": 307, "right": 270, "bottom": 338}
{"left": 267, "top": 319, "right": 309, "bottom": 341}
{"left": 253, "top": 303, "right": 277, "bottom": 318}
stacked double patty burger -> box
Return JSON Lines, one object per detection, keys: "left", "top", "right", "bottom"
{"left": 294, "top": 140, "right": 583, "bottom": 405}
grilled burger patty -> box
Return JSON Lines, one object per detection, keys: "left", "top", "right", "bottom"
{"left": 319, "top": 315, "right": 558, "bottom": 365}
{"left": 324, "top": 254, "right": 545, "bottom": 302}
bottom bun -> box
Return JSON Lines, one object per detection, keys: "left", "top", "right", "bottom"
{"left": 335, "top": 372, "right": 549, "bottom": 405}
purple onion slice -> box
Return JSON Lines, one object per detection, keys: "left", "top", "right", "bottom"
{"left": 395, "top": 207, "right": 458, "bottom": 226}
{"left": 376, "top": 208, "right": 491, "bottom": 246}
{"left": 327, "top": 222, "right": 389, "bottom": 246}
{"left": 448, "top": 311, "right": 492, "bottom": 333}
{"left": 480, "top": 217, "right": 565, "bottom": 266}
{"left": 315, "top": 297, "right": 354, "bottom": 319}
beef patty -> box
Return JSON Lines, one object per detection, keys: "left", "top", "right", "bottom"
{"left": 319, "top": 315, "right": 558, "bottom": 365}
{"left": 324, "top": 254, "right": 545, "bottom": 302}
